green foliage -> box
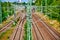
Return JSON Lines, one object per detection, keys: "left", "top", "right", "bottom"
{"left": 1, "top": 2, "right": 14, "bottom": 21}
{"left": 35, "top": 0, "right": 41, "bottom": 6}
{"left": 47, "top": 6, "right": 60, "bottom": 22}
{"left": 47, "top": 0, "right": 53, "bottom": 5}
{"left": 35, "top": 0, "right": 60, "bottom": 22}
{"left": 50, "top": 0, "right": 60, "bottom": 6}
{"left": 24, "top": 22, "right": 27, "bottom": 40}
{"left": 24, "top": 22, "right": 32, "bottom": 40}
{"left": 35, "top": 0, "right": 60, "bottom": 6}
{"left": 0, "top": 25, "right": 16, "bottom": 40}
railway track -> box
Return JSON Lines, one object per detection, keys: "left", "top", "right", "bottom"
{"left": 32, "top": 22, "right": 44, "bottom": 40}
{"left": 10, "top": 14, "right": 26, "bottom": 40}
{"left": 32, "top": 14, "right": 60, "bottom": 40}
{"left": 0, "top": 13, "right": 23, "bottom": 33}
{"left": 0, "top": 21, "right": 14, "bottom": 32}
{"left": 36, "top": 14, "right": 60, "bottom": 37}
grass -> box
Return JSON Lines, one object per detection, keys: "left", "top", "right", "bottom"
{"left": 0, "top": 19, "right": 19, "bottom": 40}
{"left": 0, "top": 13, "right": 20, "bottom": 40}
{"left": 24, "top": 22, "right": 27, "bottom": 40}
{"left": 24, "top": 21, "right": 32, "bottom": 40}
{"left": 0, "top": 15, "right": 14, "bottom": 29}
{"left": 0, "top": 24, "right": 16, "bottom": 40}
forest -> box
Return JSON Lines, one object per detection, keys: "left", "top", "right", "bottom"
{"left": 1, "top": 2, "right": 14, "bottom": 22}
{"left": 35, "top": 0, "right": 60, "bottom": 22}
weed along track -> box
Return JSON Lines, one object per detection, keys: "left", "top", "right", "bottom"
{"left": 0, "top": 13, "right": 21, "bottom": 33}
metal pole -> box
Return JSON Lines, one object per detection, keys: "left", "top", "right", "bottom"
{"left": 45, "top": 0, "right": 47, "bottom": 14}
{"left": 13, "top": 0, "right": 17, "bottom": 20}
{"left": 26, "top": 0, "right": 32, "bottom": 40}
{"left": 7, "top": 0, "right": 9, "bottom": 18}
{"left": 41, "top": 0, "right": 45, "bottom": 13}
{"left": 0, "top": 0, "right": 2, "bottom": 23}
{"left": 41, "top": 0, "right": 43, "bottom": 13}
{"left": 14, "top": 1, "right": 17, "bottom": 25}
